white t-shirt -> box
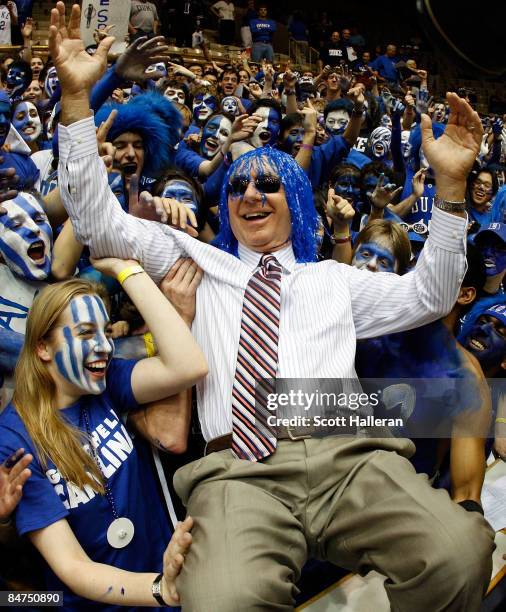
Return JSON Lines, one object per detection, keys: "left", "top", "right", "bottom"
{"left": 212, "top": 1, "right": 234, "bottom": 21}
{"left": 0, "top": 3, "right": 18, "bottom": 46}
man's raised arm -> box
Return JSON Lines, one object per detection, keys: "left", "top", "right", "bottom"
{"left": 50, "top": 2, "right": 182, "bottom": 283}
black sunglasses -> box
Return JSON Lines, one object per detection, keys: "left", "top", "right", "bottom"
{"left": 227, "top": 174, "right": 282, "bottom": 196}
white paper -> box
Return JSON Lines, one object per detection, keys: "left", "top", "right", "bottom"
{"left": 481, "top": 475, "right": 506, "bottom": 531}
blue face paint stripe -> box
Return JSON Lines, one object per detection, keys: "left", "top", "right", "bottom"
{"left": 93, "top": 296, "right": 108, "bottom": 322}
{"left": 70, "top": 298, "right": 80, "bottom": 324}
{"left": 55, "top": 350, "right": 72, "bottom": 383}
{"left": 83, "top": 294, "right": 96, "bottom": 323}
{"left": 62, "top": 325, "right": 80, "bottom": 381}
{"left": 0, "top": 237, "right": 34, "bottom": 278}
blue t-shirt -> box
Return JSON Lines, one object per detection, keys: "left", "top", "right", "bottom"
{"left": 370, "top": 55, "right": 398, "bottom": 82}
{"left": 175, "top": 139, "right": 203, "bottom": 179}
{"left": 249, "top": 18, "right": 276, "bottom": 43}
{"left": 309, "top": 135, "right": 350, "bottom": 189}
{"left": 0, "top": 359, "right": 174, "bottom": 611}
{"left": 402, "top": 170, "right": 437, "bottom": 230}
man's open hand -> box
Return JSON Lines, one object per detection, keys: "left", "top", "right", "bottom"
{"left": 421, "top": 92, "right": 483, "bottom": 192}
{"left": 49, "top": 2, "right": 115, "bottom": 95}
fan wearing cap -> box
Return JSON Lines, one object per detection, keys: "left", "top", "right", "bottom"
{"left": 474, "top": 222, "right": 506, "bottom": 296}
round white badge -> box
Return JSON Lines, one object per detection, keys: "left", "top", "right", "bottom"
{"left": 107, "top": 517, "right": 135, "bottom": 548}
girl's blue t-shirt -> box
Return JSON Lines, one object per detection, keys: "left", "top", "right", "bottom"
{"left": 0, "top": 358, "right": 175, "bottom": 611}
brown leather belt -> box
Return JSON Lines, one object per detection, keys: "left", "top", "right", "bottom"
{"left": 204, "top": 427, "right": 319, "bottom": 456}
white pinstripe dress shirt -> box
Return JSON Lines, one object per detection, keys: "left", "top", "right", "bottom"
{"left": 58, "top": 117, "right": 468, "bottom": 441}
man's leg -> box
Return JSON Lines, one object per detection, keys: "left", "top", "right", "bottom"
{"left": 174, "top": 451, "right": 308, "bottom": 612}
{"left": 313, "top": 441, "right": 495, "bottom": 612}
{"left": 251, "top": 43, "right": 262, "bottom": 62}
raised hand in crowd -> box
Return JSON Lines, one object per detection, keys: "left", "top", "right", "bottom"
{"left": 115, "top": 36, "right": 170, "bottom": 82}
{"left": 325, "top": 187, "right": 355, "bottom": 228}
{"left": 21, "top": 17, "right": 34, "bottom": 40}
{"left": 95, "top": 108, "right": 118, "bottom": 170}
{"left": 421, "top": 91, "right": 483, "bottom": 202}
{"left": 93, "top": 23, "right": 115, "bottom": 45}
{"left": 0, "top": 449, "right": 32, "bottom": 523}
{"left": 370, "top": 173, "right": 402, "bottom": 211}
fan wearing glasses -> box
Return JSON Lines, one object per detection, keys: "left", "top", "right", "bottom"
{"left": 466, "top": 168, "right": 499, "bottom": 236}
{"left": 55, "top": 4, "right": 494, "bottom": 609}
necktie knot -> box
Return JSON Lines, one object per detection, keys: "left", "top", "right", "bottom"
{"left": 260, "top": 254, "right": 282, "bottom": 278}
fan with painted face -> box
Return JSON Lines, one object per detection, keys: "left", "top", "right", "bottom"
{"left": 0, "top": 91, "right": 11, "bottom": 147}
{"left": 200, "top": 114, "right": 232, "bottom": 159}
{"left": 248, "top": 105, "right": 281, "bottom": 148}
{"left": 164, "top": 84, "right": 186, "bottom": 105}
{"left": 0, "top": 192, "right": 53, "bottom": 281}
{"left": 6, "top": 61, "right": 32, "bottom": 100}
{"left": 192, "top": 93, "right": 218, "bottom": 125}
{"left": 221, "top": 96, "right": 240, "bottom": 116}
{"left": 44, "top": 66, "right": 59, "bottom": 98}
{"left": 12, "top": 101, "right": 42, "bottom": 143}
{"left": 368, "top": 127, "right": 392, "bottom": 159}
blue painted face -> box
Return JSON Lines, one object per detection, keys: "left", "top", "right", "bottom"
{"left": 161, "top": 179, "right": 199, "bottom": 217}
{"left": 481, "top": 244, "right": 506, "bottom": 277}
{"left": 281, "top": 126, "right": 305, "bottom": 157}
{"left": 250, "top": 106, "right": 281, "bottom": 147}
{"left": 12, "top": 101, "right": 42, "bottom": 142}
{"left": 44, "top": 66, "right": 59, "bottom": 98}
{"left": 352, "top": 241, "right": 397, "bottom": 273}
{"left": 0, "top": 100, "right": 11, "bottom": 147}
{"left": 334, "top": 172, "right": 360, "bottom": 206}
{"left": 54, "top": 295, "right": 114, "bottom": 396}
{"left": 0, "top": 192, "right": 53, "bottom": 280}
{"left": 464, "top": 315, "right": 506, "bottom": 370}
{"left": 192, "top": 93, "right": 218, "bottom": 123}
{"left": 200, "top": 114, "right": 232, "bottom": 159}
{"left": 6, "top": 65, "right": 31, "bottom": 99}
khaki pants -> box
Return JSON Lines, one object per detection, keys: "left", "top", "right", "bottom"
{"left": 174, "top": 436, "right": 495, "bottom": 612}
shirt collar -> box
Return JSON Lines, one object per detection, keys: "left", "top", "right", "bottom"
{"left": 238, "top": 242, "right": 296, "bottom": 273}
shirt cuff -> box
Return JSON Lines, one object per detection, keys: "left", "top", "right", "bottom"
{"left": 428, "top": 205, "right": 467, "bottom": 254}
{"left": 58, "top": 115, "right": 98, "bottom": 165}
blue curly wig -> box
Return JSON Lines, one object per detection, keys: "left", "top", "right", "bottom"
{"left": 457, "top": 293, "right": 506, "bottom": 344}
{"left": 95, "top": 91, "right": 182, "bottom": 178}
{"left": 213, "top": 147, "right": 319, "bottom": 263}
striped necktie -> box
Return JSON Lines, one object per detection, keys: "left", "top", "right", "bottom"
{"left": 231, "top": 254, "right": 282, "bottom": 461}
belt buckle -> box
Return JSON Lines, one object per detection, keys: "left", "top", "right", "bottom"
{"left": 286, "top": 426, "right": 311, "bottom": 441}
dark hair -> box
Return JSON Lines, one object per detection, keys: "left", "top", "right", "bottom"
{"left": 360, "top": 160, "right": 394, "bottom": 186}
{"left": 467, "top": 164, "right": 499, "bottom": 198}
{"left": 323, "top": 98, "right": 353, "bottom": 119}
{"left": 281, "top": 112, "right": 303, "bottom": 134}
{"left": 152, "top": 168, "right": 203, "bottom": 203}
{"left": 329, "top": 162, "right": 360, "bottom": 185}
{"left": 220, "top": 68, "right": 240, "bottom": 81}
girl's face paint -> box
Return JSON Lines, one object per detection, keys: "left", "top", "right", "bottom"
{"left": 0, "top": 193, "right": 53, "bottom": 280}
{"left": 221, "top": 96, "right": 239, "bottom": 115}
{"left": 481, "top": 244, "right": 506, "bottom": 276}
{"left": 192, "top": 94, "right": 218, "bottom": 123}
{"left": 53, "top": 295, "right": 114, "bottom": 396}
{"left": 12, "top": 101, "right": 42, "bottom": 142}
{"left": 401, "top": 130, "right": 411, "bottom": 159}
{"left": 464, "top": 315, "right": 506, "bottom": 369}
{"left": 325, "top": 110, "right": 349, "bottom": 136}
{"left": 200, "top": 114, "right": 232, "bottom": 159}
{"left": 249, "top": 106, "right": 281, "bottom": 148}
{"left": 352, "top": 240, "right": 398, "bottom": 273}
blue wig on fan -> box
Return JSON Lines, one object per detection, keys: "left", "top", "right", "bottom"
{"left": 406, "top": 121, "right": 445, "bottom": 173}
{"left": 94, "top": 91, "right": 182, "bottom": 178}
{"left": 457, "top": 294, "right": 506, "bottom": 344}
{"left": 213, "top": 147, "right": 319, "bottom": 263}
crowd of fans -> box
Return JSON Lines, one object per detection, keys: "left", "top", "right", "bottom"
{"left": 0, "top": 0, "right": 505, "bottom": 610}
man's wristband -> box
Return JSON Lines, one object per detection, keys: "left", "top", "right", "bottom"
{"left": 496, "top": 417, "right": 506, "bottom": 424}
{"left": 351, "top": 105, "right": 364, "bottom": 117}
{"left": 284, "top": 89, "right": 295, "bottom": 95}
{"left": 117, "top": 265, "right": 144, "bottom": 286}
{"left": 433, "top": 196, "right": 466, "bottom": 213}
{"left": 300, "top": 143, "right": 313, "bottom": 151}
{"left": 458, "top": 500, "right": 484, "bottom": 515}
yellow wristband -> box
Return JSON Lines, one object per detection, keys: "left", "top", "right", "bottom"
{"left": 143, "top": 332, "right": 156, "bottom": 358}
{"left": 117, "top": 265, "right": 144, "bottom": 286}
{"left": 496, "top": 417, "right": 506, "bottom": 424}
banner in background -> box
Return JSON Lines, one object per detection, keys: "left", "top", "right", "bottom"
{"left": 80, "top": 0, "right": 130, "bottom": 53}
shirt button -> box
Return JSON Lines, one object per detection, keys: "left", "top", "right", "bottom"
{"left": 452, "top": 231, "right": 458, "bottom": 239}
{"left": 70, "top": 187, "right": 77, "bottom": 195}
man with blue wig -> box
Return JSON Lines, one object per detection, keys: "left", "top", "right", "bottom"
{"left": 53, "top": 4, "right": 494, "bottom": 611}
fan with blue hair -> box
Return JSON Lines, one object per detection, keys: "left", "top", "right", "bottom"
{"left": 213, "top": 147, "right": 320, "bottom": 263}
{"left": 94, "top": 91, "right": 182, "bottom": 178}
